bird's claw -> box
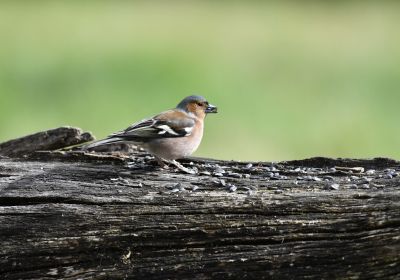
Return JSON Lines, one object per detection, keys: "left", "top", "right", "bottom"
{"left": 171, "top": 160, "right": 197, "bottom": 174}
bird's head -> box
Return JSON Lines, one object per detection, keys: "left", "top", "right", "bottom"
{"left": 176, "top": 95, "right": 218, "bottom": 119}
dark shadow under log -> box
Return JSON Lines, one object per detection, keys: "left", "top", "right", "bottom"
{"left": 0, "top": 127, "right": 399, "bottom": 279}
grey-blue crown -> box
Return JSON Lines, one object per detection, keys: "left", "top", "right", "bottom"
{"left": 176, "top": 95, "right": 207, "bottom": 110}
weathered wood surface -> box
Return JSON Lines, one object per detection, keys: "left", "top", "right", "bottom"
{"left": 0, "top": 127, "right": 94, "bottom": 157}
{"left": 0, "top": 128, "right": 400, "bottom": 279}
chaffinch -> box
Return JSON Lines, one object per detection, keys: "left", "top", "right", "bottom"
{"left": 86, "top": 95, "right": 217, "bottom": 173}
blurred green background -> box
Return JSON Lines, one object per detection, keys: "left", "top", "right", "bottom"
{"left": 1, "top": 1, "right": 400, "bottom": 161}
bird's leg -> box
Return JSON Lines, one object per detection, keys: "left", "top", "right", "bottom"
{"left": 170, "top": 160, "right": 197, "bottom": 175}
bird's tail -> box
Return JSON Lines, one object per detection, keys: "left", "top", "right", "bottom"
{"left": 82, "top": 137, "right": 125, "bottom": 150}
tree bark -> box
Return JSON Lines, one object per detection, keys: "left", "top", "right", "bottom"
{"left": 0, "top": 128, "right": 399, "bottom": 279}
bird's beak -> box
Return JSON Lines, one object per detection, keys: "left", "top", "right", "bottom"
{"left": 205, "top": 104, "right": 218, "bottom": 113}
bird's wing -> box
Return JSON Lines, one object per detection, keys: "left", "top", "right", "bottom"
{"left": 110, "top": 110, "right": 195, "bottom": 141}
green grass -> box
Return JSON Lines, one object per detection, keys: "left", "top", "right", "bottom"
{"left": 1, "top": 1, "right": 400, "bottom": 161}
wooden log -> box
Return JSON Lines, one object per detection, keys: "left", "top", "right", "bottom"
{"left": 0, "top": 127, "right": 94, "bottom": 157}
{"left": 0, "top": 128, "right": 399, "bottom": 279}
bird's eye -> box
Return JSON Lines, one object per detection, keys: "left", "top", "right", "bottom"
{"left": 196, "top": 102, "right": 203, "bottom": 107}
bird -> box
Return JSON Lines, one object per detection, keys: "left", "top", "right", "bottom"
{"left": 85, "top": 95, "right": 218, "bottom": 173}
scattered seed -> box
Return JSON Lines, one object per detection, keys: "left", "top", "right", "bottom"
{"left": 269, "top": 172, "right": 277, "bottom": 177}
{"left": 245, "top": 163, "right": 253, "bottom": 169}
{"left": 192, "top": 186, "right": 199, "bottom": 191}
{"left": 305, "top": 175, "right": 314, "bottom": 180}
{"left": 360, "top": 177, "right": 372, "bottom": 183}
{"left": 371, "top": 183, "right": 385, "bottom": 189}
{"left": 212, "top": 179, "right": 220, "bottom": 185}
{"left": 365, "top": 169, "right": 375, "bottom": 175}
{"left": 384, "top": 168, "right": 396, "bottom": 173}
{"left": 330, "top": 183, "right": 340, "bottom": 190}
{"left": 270, "top": 174, "right": 283, "bottom": 180}
{"left": 335, "top": 166, "right": 364, "bottom": 173}
{"left": 214, "top": 167, "right": 225, "bottom": 174}
{"left": 228, "top": 185, "right": 237, "bottom": 192}
{"left": 229, "top": 172, "right": 242, "bottom": 178}
{"left": 323, "top": 176, "right": 334, "bottom": 181}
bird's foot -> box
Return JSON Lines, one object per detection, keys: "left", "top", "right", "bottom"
{"left": 155, "top": 157, "right": 170, "bottom": 169}
{"left": 170, "top": 160, "right": 197, "bottom": 174}
{"left": 155, "top": 157, "right": 196, "bottom": 174}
